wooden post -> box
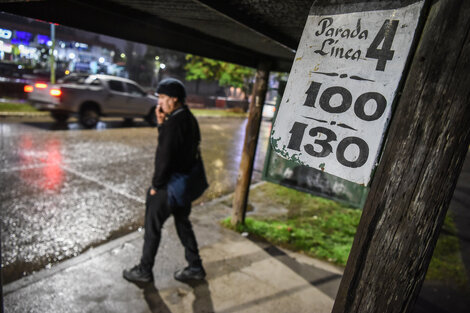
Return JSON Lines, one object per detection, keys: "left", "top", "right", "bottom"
{"left": 231, "top": 62, "right": 270, "bottom": 226}
{"left": 332, "top": 1, "right": 470, "bottom": 312}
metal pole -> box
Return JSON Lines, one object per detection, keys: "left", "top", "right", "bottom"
{"left": 50, "top": 23, "right": 55, "bottom": 84}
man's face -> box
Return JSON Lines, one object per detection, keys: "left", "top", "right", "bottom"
{"left": 158, "top": 94, "right": 178, "bottom": 114}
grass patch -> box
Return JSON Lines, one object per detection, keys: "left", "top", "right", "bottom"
{"left": 426, "top": 215, "right": 469, "bottom": 288}
{"left": 191, "top": 108, "right": 247, "bottom": 118}
{"left": 222, "top": 183, "right": 361, "bottom": 265}
{"left": 222, "top": 182, "right": 468, "bottom": 287}
{"left": 0, "top": 101, "right": 39, "bottom": 112}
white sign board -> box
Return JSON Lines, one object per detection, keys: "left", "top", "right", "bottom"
{"left": 271, "top": 1, "right": 424, "bottom": 185}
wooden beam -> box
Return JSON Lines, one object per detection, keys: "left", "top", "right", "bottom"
{"left": 332, "top": 0, "right": 470, "bottom": 312}
{"left": 231, "top": 62, "right": 270, "bottom": 226}
{"left": 0, "top": 0, "right": 294, "bottom": 72}
{"left": 196, "top": 0, "right": 301, "bottom": 50}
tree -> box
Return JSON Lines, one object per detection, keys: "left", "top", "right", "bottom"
{"left": 184, "top": 54, "right": 255, "bottom": 96}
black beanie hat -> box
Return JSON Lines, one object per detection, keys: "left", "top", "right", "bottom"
{"left": 156, "top": 78, "right": 186, "bottom": 103}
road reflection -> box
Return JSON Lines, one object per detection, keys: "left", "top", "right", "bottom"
{"left": 1, "top": 116, "right": 272, "bottom": 284}
{"left": 19, "top": 135, "right": 64, "bottom": 191}
{"left": 41, "top": 139, "right": 63, "bottom": 191}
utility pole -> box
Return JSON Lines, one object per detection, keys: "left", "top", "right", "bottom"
{"left": 232, "top": 61, "right": 270, "bottom": 226}
{"left": 49, "top": 23, "right": 55, "bottom": 84}
{"left": 332, "top": 0, "right": 470, "bottom": 312}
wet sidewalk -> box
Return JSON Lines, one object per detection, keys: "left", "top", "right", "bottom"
{"left": 3, "top": 178, "right": 470, "bottom": 312}
{"left": 3, "top": 191, "right": 342, "bottom": 313}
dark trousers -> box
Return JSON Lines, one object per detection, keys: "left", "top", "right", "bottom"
{"left": 140, "top": 188, "right": 202, "bottom": 273}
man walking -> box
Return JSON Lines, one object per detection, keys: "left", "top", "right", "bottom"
{"left": 123, "top": 78, "right": 206, "bottom": 283}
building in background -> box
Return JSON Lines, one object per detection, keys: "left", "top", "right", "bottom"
{"left": 0, "top": 11, "right": 269, "bottom": 111}
{"left": 0, "top": 12, "right": 127, "bottom": 81}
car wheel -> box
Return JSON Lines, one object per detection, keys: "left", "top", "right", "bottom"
{"left": 51, "top": 112, "right": 69, "bottom": 123}
{"left": 123, "top": 118, "right": 133, "bottom": 125}
{"left": 80, "top": 107, "right": 100, "bottom": 128}
{"left": 145, "top": 108, "right": 157, "bottom": 126}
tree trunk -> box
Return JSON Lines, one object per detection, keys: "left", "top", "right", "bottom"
{"left": 231, "top": 62, "right": 270, "bottom": 226}
{"left": 332, "top": 0, "right": 470, "bottom": 312}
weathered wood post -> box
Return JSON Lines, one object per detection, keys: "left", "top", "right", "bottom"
{"left": 332, "top": 0, "right": 470, "bottom": 312}
{"left": 231, "top": 61, "right": 270, "bottom": 226}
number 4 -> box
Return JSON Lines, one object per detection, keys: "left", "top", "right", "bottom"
{"left": 366, "top": 20, "right": 399, "bottom": 71}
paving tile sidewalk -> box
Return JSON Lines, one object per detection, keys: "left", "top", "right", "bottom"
{"left": 4, "top": 170, "right": 470, "bottom": 313}
{"left": 3, "top": 194, "right": 342, "bottom": 313}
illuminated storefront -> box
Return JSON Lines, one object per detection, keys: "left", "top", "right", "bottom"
{"left": 0, "top": 24, "right": 115, "bottom": 78}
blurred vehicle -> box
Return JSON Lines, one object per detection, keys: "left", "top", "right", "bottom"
{"left": 25, "top": 74, "right": 158, "bottom": 128}
{"left": 262, "top": 101, "right": 277, "bottom": 121}
{"left": 0, "top": 62, "right": 25, "bottom": 78}
{"left": 57, "top": 73, "right": 89, "bottom": 84}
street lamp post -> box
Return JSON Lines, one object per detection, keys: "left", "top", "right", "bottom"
{"left": 50, "top": 23, "right": 55, "bottom": 84}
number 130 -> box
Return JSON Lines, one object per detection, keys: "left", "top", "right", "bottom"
{"left": 287, "top": 122, "right": 369, "bottom": 168}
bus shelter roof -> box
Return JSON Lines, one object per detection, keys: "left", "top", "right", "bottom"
{"left": 0, "top": 0, "right": 314, "bottom": 72}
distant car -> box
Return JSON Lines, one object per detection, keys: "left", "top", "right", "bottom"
{"left": 25, "top": 74, "right": 158, "bottom": 128}
{"left": 0, "top": 62, "right": 24, "bottom": 78}
{"left": 57, "top": 73, "right": 89, "bottom": 84}
{"left": 262, "top": 101, "right": 277, "bottom": 121}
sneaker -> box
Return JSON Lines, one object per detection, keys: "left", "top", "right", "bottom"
{"left": 123, "top": 265, "right": 154, "bottom": 283}
{"left": 174, "top": 266, "right": 206, "bottom": 281}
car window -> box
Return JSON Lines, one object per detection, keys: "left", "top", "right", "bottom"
{"left": 60, "top": 74, "right": 89, "bottom": 84}
{"left": 89, "top": 78, "right": 102, "bottom": 86}
{"left": 126, "top": 83, "right": 145, "bottom": 96}
{"left": 108, "top": 80, "right": 125, "bottom": 92}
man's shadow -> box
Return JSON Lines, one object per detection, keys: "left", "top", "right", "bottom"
{"left": 183, "top": 279, "right": 215, "bottom": 313}
{"left": 131, "top": 281, "right": 172, "bottom": 313}
{"left": 130, "top": 279, "right": 215, "bottom": 313}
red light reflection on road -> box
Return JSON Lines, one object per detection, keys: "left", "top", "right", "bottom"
{"left": 40, "top": 139, "right": 63, "bottom": 190}
{"left": 19, "top": 135, "right": 64, "bottom": 191}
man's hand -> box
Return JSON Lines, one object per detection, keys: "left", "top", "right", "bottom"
{"left": 156, "top": 105, "right": 165, "bottom": 125}
{"left": 150, "top": 188, "right": 157, "bottom": 196}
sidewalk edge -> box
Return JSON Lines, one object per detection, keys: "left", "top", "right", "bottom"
{"left": 3, "top": 181, "right": 265, "bottom": 295}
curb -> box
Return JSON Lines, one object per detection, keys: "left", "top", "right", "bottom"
{"left": 3, "top": 181, "right": 265, "bottom": 295}
{"left": 194, "top": 114, "right": 248, "bottom": 119}
{"left": 3, "top": 231, "right": 143, "bottom": 295}
{"left": 0, "top": 112, "right": 247, "bottom": 119}
{"left": 0, "top": 111, "right": 48, "bottom": 117}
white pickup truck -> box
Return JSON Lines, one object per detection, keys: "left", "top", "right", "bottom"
{"left": 25, "top": 74, "right": 158, "bottom": 128}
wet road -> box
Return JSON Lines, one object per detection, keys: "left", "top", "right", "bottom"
{"left": 0, "top": 116, "right": 272, "bottom": 283}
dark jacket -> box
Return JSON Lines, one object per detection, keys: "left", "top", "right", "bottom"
{"left": 152, "top": 105, "right": 201, "bottom": 190}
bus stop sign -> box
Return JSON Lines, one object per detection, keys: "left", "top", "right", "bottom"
{"left": 271, "top": 1, "right": 425, "bottom": 185}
